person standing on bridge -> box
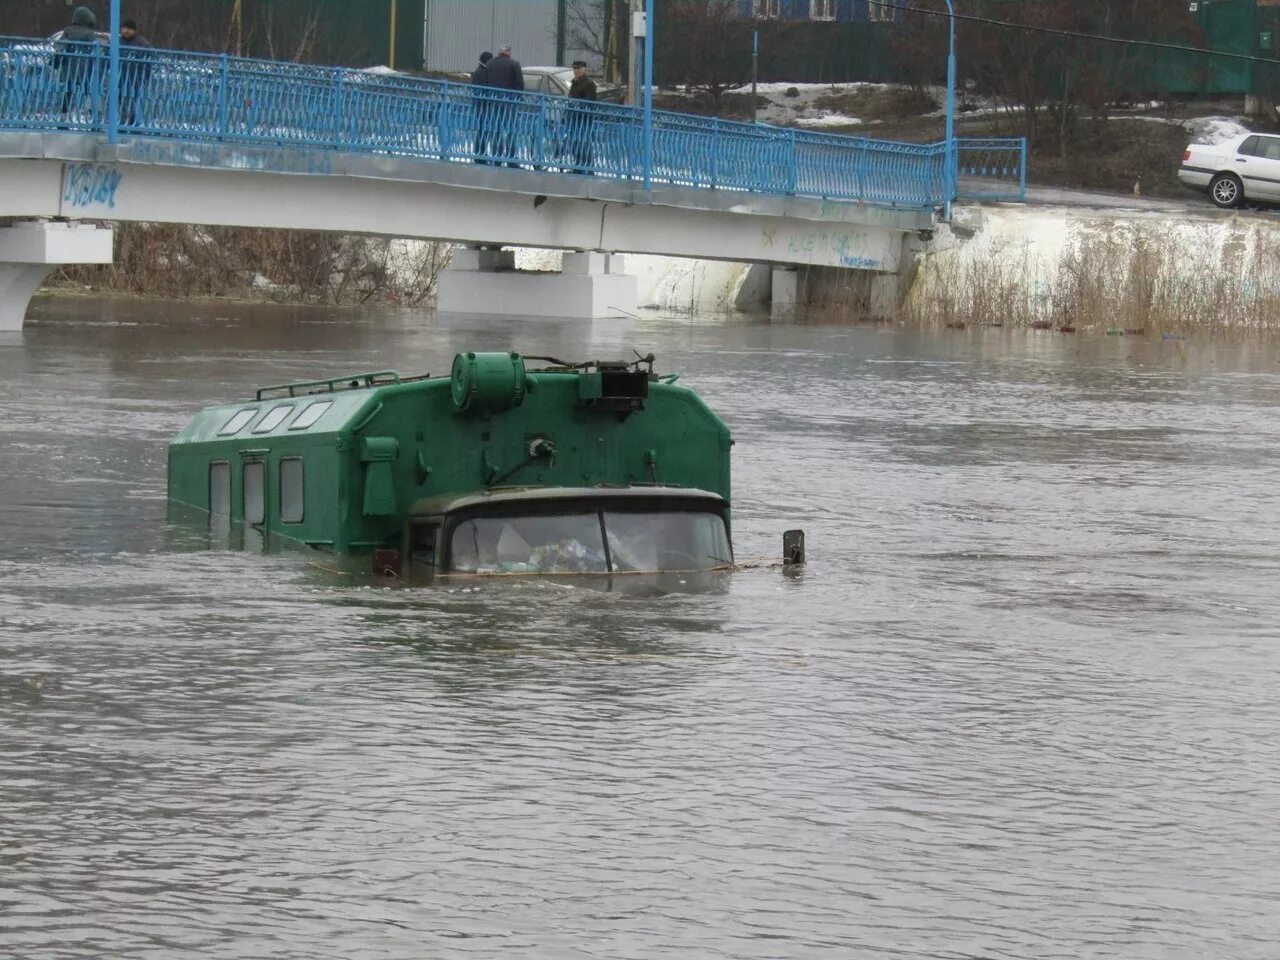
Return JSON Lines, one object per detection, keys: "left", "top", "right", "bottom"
{"left": 471, "top": 51, "right": 494, "bottom": 163}
{"left": 55, "top": 7, "right": 102, "bottom": 122}
{"left": 567, "top": 60, "right": 597, "bottom": 175}
{"left": 482, "top": 44, "right": 524, "bottom": 168}
{"left": 119, "top": 20, "right": 154, "bottom": 128}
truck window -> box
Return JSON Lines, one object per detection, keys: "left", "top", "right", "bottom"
{"left": 243, "top": 460, "right": 265, "bottom": 525}
{"left": 450, "top": 513, "right": 608, "bottom": 574}
{"left": 280, "top": 457, "right": 304, "bottom": 523}
{"left": 209, "top": 461, "right": 231, "bottom": 517}
{"left": 445, "top": 508, "right": 730, "bottom": 574}
{"left": 604, "top": 511, "right": 731, "bottom": 572}
{"left": 408, "top": 522, "right": 440, "bottom": 571}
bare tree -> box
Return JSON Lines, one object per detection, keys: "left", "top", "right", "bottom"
{"left": 561, "top": 0, "right": 634, "bottom": 84}
{"left": 665, "top": 0, "right": 752, "bottom": 113}
{"left": 895, "top": 0, "right": 1200, "bottom": 150}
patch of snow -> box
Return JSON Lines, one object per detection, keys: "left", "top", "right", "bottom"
{"left": 750, "top": 81, "right": 893, "bottom": 96}
{"left": 924, "top": 101, "right": 1016, "bottom": 120}
{"left": 1117, "top": 115, "right": 1184, "bottom": 126}
{"left": 360, "top": 64, "right": 403, "bottom": 76}
{"left": 509, "top": 246, "right": 768, "bottom": 312}
{"left": 796, "top": 114, "right": 864, "bottom": 128}
{"left": 1185, "top": 115, "right": 1251, "bottom": 146}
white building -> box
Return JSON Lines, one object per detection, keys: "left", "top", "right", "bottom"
{"left": 423, "top": 0, "right": 600, "bottom": 74}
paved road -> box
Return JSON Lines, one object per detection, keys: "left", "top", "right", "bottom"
{"left": 964, "top": 180, "right": 1280, "bottom": 219}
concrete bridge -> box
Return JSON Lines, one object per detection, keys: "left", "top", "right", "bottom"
{"left": 0, "top": 35, "right": 1025, "bottom": 329}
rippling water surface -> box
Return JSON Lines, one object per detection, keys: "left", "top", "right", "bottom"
{"left": 3, "top": 299, "right": 1280, "bottom": 959}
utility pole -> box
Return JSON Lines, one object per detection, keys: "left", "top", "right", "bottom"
{"left": 230, "top": 0, "right": 243, "bottom": 57}
{"left": 556, "top": 0, "right": 567, "bottom": 65}
{"left": 944, "top": 0, "right": 956, "bottom": 217}
{"left": 108, "top": 0, "right": 120, "bottom": 142}
{"left": 602, "top": 0, "right": 616, "bottom": 84}
{"left": 752, "top": 29, "right": 759, "bottom": 124}
{"left": 628, "top": 0, "right": 640, "bottom": 105}
{"left": 642, "top": 0, "right": 653, "bottom": 190}
{"left": 389, "top": 0, "right": 398, "bottom": 69}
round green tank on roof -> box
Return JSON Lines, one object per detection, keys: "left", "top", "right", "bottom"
{"left": 451, "top": 351, "right": 527, "bottom": 416}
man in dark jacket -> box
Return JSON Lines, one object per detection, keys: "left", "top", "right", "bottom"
{"left": 471, "top": 51, "right": 493, "bottom": 162}
{"left": 470, "top": 51, "right": 492, "bottom": 86}
{"left": 567, "top": 60, "right": 598, "bottom": 174}
{"left": 56, "top": 6, "right": 101, "bottom": 118}
{"left": 119, "top": 20, "right": 154, "bottom": 126}
{"left": 483, "top": 45, "right": 523, "bottom": 92}
{"left": 483, "top": 45, "right": 523, "bottom": 166}
{"left": 61, "top": 5, "right": 99, "bottom": 44}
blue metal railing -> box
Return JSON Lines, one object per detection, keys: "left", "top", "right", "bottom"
{"left": 955, "top": 138, "right": 1028, "bottom": 201}
{"left": 0, "top": 35, "right": 1027, "bottom": 208}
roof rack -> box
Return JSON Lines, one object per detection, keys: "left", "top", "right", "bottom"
{"left": 255, "top": 371, "right": 403, "bottom": 401}
{"left": 523, "top": 353, "right": 657, "bottom": 377}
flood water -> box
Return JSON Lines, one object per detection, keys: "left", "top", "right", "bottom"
{"left": 3, "top": 298, "right": 1280, "bottom": 959}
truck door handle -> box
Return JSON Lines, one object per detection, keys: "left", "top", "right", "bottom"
{"left": 1237, "top": 158, "right": 1248, "bottom": 163}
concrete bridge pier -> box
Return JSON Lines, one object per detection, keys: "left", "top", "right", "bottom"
{"left": 771, "top": 267, "right": 800, "bottom": 318}
{"left": 770, "top": 246, "right": 909, "bottom": 321}
{"left": 437, "top": 247, "right": 638, "bottom": 319}
{"left": 0, "top": 221, "right": 114, "bottom": 331}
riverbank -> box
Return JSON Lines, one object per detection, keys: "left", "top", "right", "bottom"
{"left": 45, "top": 224, "right": 449, "bottom": 307}
{"left": 29, "top": 180, "right": 1280, "bottom": 335}
{"left": 660, "top": 81, "right": 1271, "bottom": 199}
{"left": 34, "top": 201, "right": 1280, "bottom": 336}
{"left": 894, "top": 202, "right": 1280, "bottom": 335}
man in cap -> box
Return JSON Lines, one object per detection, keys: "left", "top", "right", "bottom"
{"left": 119, "top": 19, "right": 154, "bottom": 126}
{"left": 566, "top": 60, "right": 598, "bottom": 174}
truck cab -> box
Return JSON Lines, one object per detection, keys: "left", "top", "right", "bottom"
{"left": 403, "top": 486, "right": 732, "bottom": 577}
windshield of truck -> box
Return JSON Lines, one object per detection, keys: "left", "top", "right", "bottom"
{"left": 448, "top": 508, "right": 730, "bottom": 574}
{"left": 602, "top": 511, "right": 730, "bottom": 573}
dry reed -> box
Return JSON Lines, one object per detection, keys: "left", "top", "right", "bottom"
{"left": 903, "top": 221, "right": 1280, "bottom": 335}
{"left": 49, "top": 223, "right": 451, "bottom": 307}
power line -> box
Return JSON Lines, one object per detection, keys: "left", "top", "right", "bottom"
{"left": 868, "top": 0, "right": 1280, "bottom": 66}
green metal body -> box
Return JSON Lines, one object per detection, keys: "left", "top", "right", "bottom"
{"left": 167, "top": 354, "right": 732, "bottom": 556}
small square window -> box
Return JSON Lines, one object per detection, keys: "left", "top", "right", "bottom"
{"left": 811, "top": 0, "right": 835, "bottom": 20}
{"left": 291, "top": 400, "right": 333, "bottom": 430}
{"left": 209, "top": 461, "right": 231, "bottom": 517}
{"left": 280, "top": 458, "right": 305, "bottom": 524}
{"left": 218, "top": 409, "right": 256, "bottom": 436}
{"left": 752, "top": 0, "right": 781, "bottom": 17}
{"left": 253, "top": 404, "right": 294, "bottom": 434}
{"left": 868, "top": 1, "right": 895, "bottom": 22}
{"left": 243, "top": 460, "right": 265, "bottom": 525}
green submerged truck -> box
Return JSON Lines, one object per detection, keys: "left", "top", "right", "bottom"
{"left": 167, "top": 352, "right": 742, "bottom": 578}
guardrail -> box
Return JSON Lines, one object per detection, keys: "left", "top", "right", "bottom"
{"left": 0, "top": 35, "right": 1026, "bottom": 209}
{"left": 955, "top": 138, "right": 1027, "bottom": 201}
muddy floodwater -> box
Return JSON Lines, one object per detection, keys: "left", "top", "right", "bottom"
{"left": 3, "top": 299, "right": 1280, "bottom": 959}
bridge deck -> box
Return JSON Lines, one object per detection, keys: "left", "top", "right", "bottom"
{"left": 0, "top": 36, "right": 1025, "bottom": 211}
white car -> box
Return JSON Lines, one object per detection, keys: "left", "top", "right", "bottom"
{"left": 1179, "top": 131, "right": 1280, "bottom": 208}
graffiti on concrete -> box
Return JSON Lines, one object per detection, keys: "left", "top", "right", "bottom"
{"left": 62, "top": 163, "right": 123, "bottom": 210}
{"left": 764, "top": 225, "right": 884, "bottom": 270}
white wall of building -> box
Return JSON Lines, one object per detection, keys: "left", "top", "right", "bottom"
{"left": 425, "top": 0, "right": 561, "bottom": 73}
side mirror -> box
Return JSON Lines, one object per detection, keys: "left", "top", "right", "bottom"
{"left": 372, "top": 549, "right": 402, "bottom": 577}
{"left": 783, "top": 530, "right": 805, "bottom": 566}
